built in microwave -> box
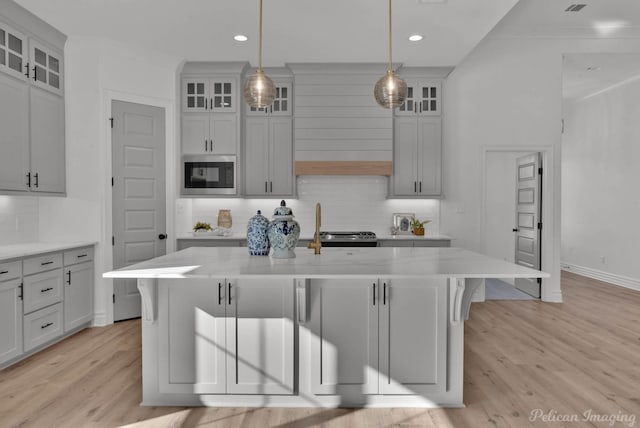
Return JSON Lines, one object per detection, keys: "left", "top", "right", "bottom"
{"left": 182, "top": 155, "right": 236, "bottom": 195}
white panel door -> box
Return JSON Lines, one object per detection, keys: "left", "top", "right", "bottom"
{"left": 112, "top": 100, "right": 166, "bottom": 321}
{"left": 379, "top": 278, "right": 447, "bottom": 394}
{"left": 0, "top": 74, "right": 29, "bottom": 191}
{"left": 63, "top": 261, "right": 93, "bottom": 332}
{"left": 417, "top": 117, "right": 442, "bottom": 196}
{"left": 29, "top": 87, "right": 65, "bottom": 193}
{"left": 393, "top": 117, "right": 419, "bottom": 195}
{"left": 226, "top": 278, "right": 295, "bottom": 395}
{"left": 269, "top": 116, "right": 293, "bottom": 195}
{"left": 244, "top": 117, "right": 269, "bottom": 195}
{"left": 309, "top": 279, "right": 379, "bottom": 396}
{"left": 0, "top": 278, "right": 23, "bottom": 365}
{"left": 158, "top": 279, "right": 226, "bottom": 394}
{"left": 514, "top": 153, "right": 542, "bottom": 298}
{"left": 210, "top": 114, "right": 237, "bottom": 155}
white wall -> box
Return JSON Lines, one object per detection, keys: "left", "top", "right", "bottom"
{"left": 441, "top": 2, "right": 640, "bottom": 301}
{"left": 0, "top": 196, "right": 39, "bottom": 244}
{"left": 180, "top": 176, "right": 441, "bottom": 239}
{"left": 39, "top": 36, "right": 182, "bottom": 325}
{"left": 562, "top": 76, "right": 640, "bottom": 291}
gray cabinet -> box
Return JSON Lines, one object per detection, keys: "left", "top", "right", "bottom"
{"left": 0, "top": 273, "right": 23, "bottom": 365}
{"left": 63, "top": 247, "right": 94, "bottom": 332}
{"left": 392, "top": 116, "right": 442, "bottom": 197}
{"left": 396, "top": 80, "right": 442, "bottom": 117}
{"left": 308, "top": 278, "right": 447, "bottom": 395}
{"left": 182, "top": 113, "right": 237, "bottom": 155}
{"left": 176, "top": 238, "right": 245, "bottom": 250}
{"left": 159, "top": 278, "right": 294, "bottom": 395}
{"left": 244, "top": 116, "right": 293, "bottom": 196}
{"left": 0, "top": 15, "right": 65, "bottom": 195}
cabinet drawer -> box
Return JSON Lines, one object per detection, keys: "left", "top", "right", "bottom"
{"left": 23, "top": 303, "right": 63, "bottom": 352}
{"left": 63, "top": 247, "right": 94, "bottom": 266}
{"left": 23, "top": 269, "right": 63, "bottom": 314}
{"left": 23, "top": 253, "right": 62, "bottom": 275}
{"left": 0, "top": 261, "right": 22, "bottom": 282}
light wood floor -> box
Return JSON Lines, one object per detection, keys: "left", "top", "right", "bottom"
{"left": 1, "top": 272, "right": 639, "bottom": 428}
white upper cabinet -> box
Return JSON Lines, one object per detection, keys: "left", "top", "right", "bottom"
{"left": 29, "top": 40, "right": 63, "bottom": 96}
{"left": 182, "top": 77, "right": 237, "bottom": 113}
{"left": 396, "top": 81, "right": 442, "bottom": 116}
{"left": 0, "top": 22, "right": 27, "bottom": 81}
{"left": 0, "top": 7, "right": 66, "bottom": 195}
{"left": 245, "top": 81, "right": 292, "bottom": 116}
{"left": 182, "top": 113, "right": 237, "bottom": 155}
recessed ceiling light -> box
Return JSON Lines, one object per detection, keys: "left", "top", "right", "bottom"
{"left": 234, "top": 34, "right": 248, "bottom": 42}
{"left": 408, "top": 34, "right": 423, "bottom": 42}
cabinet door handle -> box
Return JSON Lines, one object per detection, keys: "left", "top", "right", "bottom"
{"left": 26, "top": 172, "right": 31, "bottom": 188}
{"left": 18, "top": 284, "right": 23, "bottom": 300}
{"left": 0, "top": 270, "right": 8, "bottom": 275}
{"left": 204, "top": 98, "right": 208, "bottom": 110}
{"left": 373, "top": 283, "right": 376, "bottom": 306}
{"left": 383, "top": 283, "right": 387, "bottom": 305}
{"left": 33, "top": 66, "right": 37, "bottom": 81}
{"left": 265, "top": 181, "right": 268, "bottom": 193}
{"left": 419, "top": 182, "right": 422, "bottom": 193}
{"left": 209, "top": 140, "right": 213, "bottom": 152}
{"left": 24, "top": 63, "right": 30, "bottom": 78}
{"left": 41, "top": 322, "right": 53, "bottom": 329}
{"left": 41, "top": 261, "right": 53, "bottom": 266}
{"left": 210, "top": 98, "right": 213, "bottom": 110}
{"left": 228, "top": 283, "right": 232, "bottom": 305}
{"left": 34, "top": 173, "right": 39, "bottom": 188}
{"left": 414, "top": 181, "right": 417, "bottom": 193}
{"left": 41, "top": 287, "right": 53, "bottom": 293}
{"left": 218, "top": 282, "right": 223, "bottom": 305}
{"left": 270, "top": 182, "right": 273, "bottom": 193}
{"left": 67, "top": 270, "right": 71, "bottom": 284}
{"left": 77, "top": 254, "right": 87, "bottom": 258}
{"left": 204, "top": 140, "right": 208, "bottom": 151}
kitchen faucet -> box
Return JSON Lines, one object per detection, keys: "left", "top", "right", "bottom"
{"left": 307, "top": 203, "right": 322, "bottom": 255}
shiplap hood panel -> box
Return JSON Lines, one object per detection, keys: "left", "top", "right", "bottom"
{"left": 289, "top": 63, "right": 393, "bottom": 175}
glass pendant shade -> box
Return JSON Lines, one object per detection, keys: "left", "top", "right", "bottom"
{"left": 374, "top": 70, "right": 407, "bottom": 109}
{"left": 244, "top": 69, "right": 276, "bottom": 108}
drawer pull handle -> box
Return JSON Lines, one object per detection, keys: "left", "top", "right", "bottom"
{"left": 0, "top": 270, "right": 8, "bottom": 274}
{"left": 41, "top": 322, "right": 53, "bottom": 329}
{"left": 41, "top": 261, "right": 54, "bottom": 266}
{"left": 77, "top": 254, "right": 87, "bottom": 258}
{"left": 41, "top": 287, "right": 53, "bottom": 293}
{"left": 67, "top": 271, "right": 71, "bottom": 285}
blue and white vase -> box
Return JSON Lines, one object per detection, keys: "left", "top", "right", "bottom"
{"left": 267, "top": 200, "right": 300, "bottom": 259}
{"left": 247, "top": 210, "right": 270, "bottom": 256}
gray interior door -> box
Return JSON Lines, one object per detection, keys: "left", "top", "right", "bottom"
{"left": 514, "top": 153, "right": 542, "bottom": 298}
{"left": 112, "top": 100, "right": 166, "bottom": 321}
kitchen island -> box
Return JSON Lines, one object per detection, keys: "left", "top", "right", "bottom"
{"left": 103, "top": 246, "right": 548, "bottom": 408}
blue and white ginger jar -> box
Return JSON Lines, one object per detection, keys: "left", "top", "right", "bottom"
{"left": 267, "top": 200, "right": 300, "bottom": 259}
{"left": 247, "top": 210, "right": 270, "bottom": 256}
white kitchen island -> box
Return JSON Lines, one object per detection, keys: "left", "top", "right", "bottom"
{"left": 103, "top": 246, "right": 548, "bottom": 408}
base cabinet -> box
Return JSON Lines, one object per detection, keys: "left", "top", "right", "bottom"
{"left": 159, "top": 278, "right": 294, "bottom": 395}
{"left": 0, "top": 278, "right": 23, "bottom": 364}
{"left": 64, "top": 261, "right": 94, "bottom": 332}
{"left": 308, "top": 278, "right": 447, "bottom": 395}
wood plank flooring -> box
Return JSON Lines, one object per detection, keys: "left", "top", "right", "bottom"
{"left": 1, "top": 271, "right": 639, "bottom": 428}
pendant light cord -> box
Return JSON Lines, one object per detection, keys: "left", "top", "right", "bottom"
{"left": 388, "top": 0, "right": 393, "bottom": 72}
{"left": 258, "top": 0, "right": 264, "bottom": 71}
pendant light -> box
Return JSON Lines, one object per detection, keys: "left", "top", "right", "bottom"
{"left": 244, "top": 0, "right": 276, "bottom": 108}
{"left": 374, "top": 0, "right": 407, "bottom": 109}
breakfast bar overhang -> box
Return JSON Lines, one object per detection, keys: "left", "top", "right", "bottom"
{"left": 103, "top": 246, "right": 548, "bottom": 408}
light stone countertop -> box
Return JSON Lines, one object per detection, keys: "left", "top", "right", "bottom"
{"left": 177, "top": 234, "right": 453, "bottom": 241}
{"left": 0, "top": 241, "right": 97, "bottom": 262}
{"left": 103, "top": 246, "right": 547, "bottom": 280}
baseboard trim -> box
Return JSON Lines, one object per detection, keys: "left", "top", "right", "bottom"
{"left": 92, "top": 311, "right": 110, "bottom": 327}
{"left": 561, "top": 263, "right": 640, "bottom": 292}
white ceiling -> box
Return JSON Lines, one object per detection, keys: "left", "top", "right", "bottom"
{"left": 13, "top": 0, "right": 519, "bottom": 67}
{"left": 12, "top": 0, "right": 640, "bottom": 96}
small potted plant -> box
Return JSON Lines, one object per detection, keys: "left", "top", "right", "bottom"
{"left": 193, "top": 221, "right": 212, "bottom": 233}
{"left": 411, "top": 218, "right": 430, "bottom": 236}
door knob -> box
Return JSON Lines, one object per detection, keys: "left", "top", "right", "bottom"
{"left": 512, "top": 228, "right": 519, "bottom": 232}
{"left": 158, "top": 234, "right": 167, "bottom": 240}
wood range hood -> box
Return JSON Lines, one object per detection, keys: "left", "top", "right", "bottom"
{"left": 294, "top": 161, "right": 393, "bottom": 176}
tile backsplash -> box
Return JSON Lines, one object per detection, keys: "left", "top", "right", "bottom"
{"left": 180, "top": 176, "right": 440, "bottom": 237}
{"left": 0, "top": 196, "right": 39, "bottom": 245}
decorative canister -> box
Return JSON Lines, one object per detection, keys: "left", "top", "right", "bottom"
{"left": 246, "top": 210, "right": 270, "bottom": 256}
{"left": 267, "top": 200, "right": 300, "bottom": 259}
{"left": 217, "top": 209, "right": 232, "bottom": 228}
